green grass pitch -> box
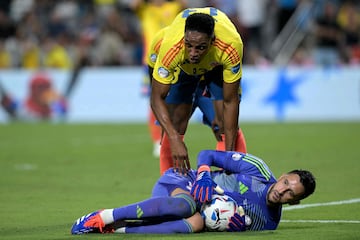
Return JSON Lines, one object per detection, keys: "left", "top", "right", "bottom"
{"left": 0, "top": 122, "right": 359, "bottom": 240}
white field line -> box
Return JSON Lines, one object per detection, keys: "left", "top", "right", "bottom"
{"left": 281, "top": 198, "right": 360, "bottom": 224}
{"left": 283, "top": 198, "right": 360, "bottom": 211}
{"left": 281, "top": 220, "right": 360, "bottom": 223}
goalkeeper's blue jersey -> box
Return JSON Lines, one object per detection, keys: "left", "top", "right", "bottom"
{"left": 198, "top": 150, "right": 282, "bottom": 231}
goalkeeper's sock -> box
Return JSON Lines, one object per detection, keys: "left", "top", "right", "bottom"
{"left": 234, "top": 128, "right": 247, "bottom": 153}
{"left": 159, "top": 134, "right": 184, "bottom": 175}
{"left": 99, "top": 209, "right": 114, "bottom": 225}
{"left": 215, "top": 134, "right": 225, "bottom": 151}
{"left": 121, "top": 219, "right": 193, "bottom": 233}
{"left": 215, "top": 129, "right": 247, "bottom": 153}
{"left": 112, "top": 193, "right": 196, "bottom": 221}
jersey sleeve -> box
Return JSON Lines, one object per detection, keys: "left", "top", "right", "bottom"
{"left": 212, "top": 10, "right": 243, "bottom": 84}
{"left": 197, "top": 150, "right": 274, "bottom": 182}
{"left": 151, "top": 11, "right": 185, "bottom": 84}
{"left": 146, "top": 27, "right": 167, "bottom": 69}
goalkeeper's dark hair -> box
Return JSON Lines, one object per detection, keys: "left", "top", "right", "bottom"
{"left": 289, "top": 169, "right": 316, "bottom": 200}
{"left": 185, "top": 13, "right": 215, "bottom": 38}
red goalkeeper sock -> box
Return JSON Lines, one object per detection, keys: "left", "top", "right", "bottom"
{"left": 215, "top": 134, "right": 226, "bottom": 151}
{"left": 159, "top": 134, "right": 184, "bottom": 175}
{"left": 215, "top": 129, "right": 247, "bottom": 153}
{"left": 234, "top": 128, "right": 247, "bottom": 153}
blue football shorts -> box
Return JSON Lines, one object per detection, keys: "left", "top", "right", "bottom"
{"left": 151, "top": 168, "right": 197, "bottom": 197}
{"left": 165, "top": 66, "right": 224, "bottom": 104}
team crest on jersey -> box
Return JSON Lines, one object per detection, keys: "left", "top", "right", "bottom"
{"left": 231, "top": 63, "right": 241, "bottom": 74}
{"left": 158, "top": 67, "right": 169, "bottom": 78}
{"left": 232, "top": 153, "right": 242, "bottom": 161}
{"left": 150, "top": 53, "right": 157, "bottom": 63}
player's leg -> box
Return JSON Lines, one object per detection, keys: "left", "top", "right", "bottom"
{"left": 149, "top": 108, "right": 162, "bottom": 157}
{"left": 114, "top": 180, "right": 202, "bottom": 234}
{"left": 114, "top": 212, "right": 204, "bottom": 234}
{"left": 211, "top": 99, "right": 247, "bottom": 152}
{"left": 71, "top": 194, "right": 196, "bottom": 234}
{"left": 141, "top": 65, "right": 162, "bottom": 157}
{"left": 205, "top": 67, "right": 247, "bottom": 153}
{"left": 71, "top": 170, "right": 198, "bottom": 235}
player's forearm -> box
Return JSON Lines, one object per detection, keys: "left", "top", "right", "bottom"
{"left": 197, "top": 150, "right": 226, "bottom": 169}
{"left": 150, "top": 96, "right": 178, "bottom": 139}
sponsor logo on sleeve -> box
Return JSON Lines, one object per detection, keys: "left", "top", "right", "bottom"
{"left": 232, "top": 153, "right": 241, "bottom": 161}
{"left": 231, "top": 63, "right": 241, "bottom": 74}
{"left": 158, "top": 67, "right": 169, "bottom": 78}
{"left": 150, "top": 54, "right": 157, "bottom": 63}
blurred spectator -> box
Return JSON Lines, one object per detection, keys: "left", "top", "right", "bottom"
{"left": 20, "top": 36, "right": 41, "bottom": 69}
{"left": 208, "top": 0, "right": 242, "bottom": 33}
{"left": 93, "top": 0, "right": 117, "bottom": 19}
{"left": 0, "top": 0, "right": 357, "bottom": 68}
{"left": 93, "top": 7, "right": 137, "bottom": 65}
{"left": 0, "top": 8, "right": 16, "bottom": 39}
{"left": 336, "top": 0, "right": 360, "bottom": 64}
{"left": 42, "top": 35, "right": 73, "bottom": 69}
{"left": 311, "top": 1, "right": 342, "bottom": 66}
{"left": 9, "top": 0, "right": 34, "bottom": 22}
{"left": 235, "top": 0, "right": 269, "bottom": 64}
{"left": 0, "top": 40, "right": 11, "bottom": 68}
{"left": 289, "top": 45, "right": 314, "bottom": 66}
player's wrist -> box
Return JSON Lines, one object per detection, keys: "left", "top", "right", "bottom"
{"left": 198, "top": 165, "right": 210, "bottom": 173}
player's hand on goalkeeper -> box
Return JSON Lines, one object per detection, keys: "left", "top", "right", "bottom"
{"left": 190, "top": 165, "right": 223, "bottom": 203}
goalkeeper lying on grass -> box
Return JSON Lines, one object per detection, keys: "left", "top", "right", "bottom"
{"left": 71, "top": 150, "right": 316, "bottom": 234}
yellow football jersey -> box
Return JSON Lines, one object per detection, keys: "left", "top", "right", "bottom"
{"left": 147, "top": 26, "right": 167, "bottom": 68}
{"left": 152, "top": 7, "right": 243, "bottom": 84}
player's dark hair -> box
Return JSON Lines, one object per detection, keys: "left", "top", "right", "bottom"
{"left": 185, "top": 13, "right": 215, "bottom": 38}
{"left": 289, "top": 169, "right": 316, "bottom": 200}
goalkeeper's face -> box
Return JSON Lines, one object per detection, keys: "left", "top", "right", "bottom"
{"left": 266, "top": 173, "right": 305, "bottom": 206}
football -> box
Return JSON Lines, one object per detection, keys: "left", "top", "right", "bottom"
{"left": 200, "top": 194, "right": 239, "bottom": 231}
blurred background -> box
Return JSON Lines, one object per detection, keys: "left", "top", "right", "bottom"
{"left": 0, "top": 0, "right": 359, "bottom": 123}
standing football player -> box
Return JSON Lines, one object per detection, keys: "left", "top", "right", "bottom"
{"left": 149, "top": 7, "right": 247, "bottom": 175}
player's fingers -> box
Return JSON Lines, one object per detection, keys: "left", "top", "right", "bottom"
{"left": 205, "top": 187, "right": 210, "bottom": 202}
{"left": 238, "top": 206, "right": 245, "bottom": 216}
{"left": 198, "top": 187, "right": 203, "bottom": 202}
{"left": 173, "top": 157, "right": 178, "bottom": 173}
{"left": 185, "top": 158, "right": 191, "bottom": 171}
{"left": 181, "top": 158, "right": 187, "bottom": 175}
{"left": 193, "top": 185, "right": 199, "bottom": 198}
{"left": 200, "top": 187, "right": 206, "bottom": 203}
{"left": 227, "top": 222, "right": 237, "bottom": 232}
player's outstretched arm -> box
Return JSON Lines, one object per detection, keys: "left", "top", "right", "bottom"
{"left": 150, "top": 79, "right": 190, "bottom": 173}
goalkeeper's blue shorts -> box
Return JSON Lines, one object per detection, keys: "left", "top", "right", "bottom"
{"left": 151, "top": 168, "right": 197, "bottom": 197}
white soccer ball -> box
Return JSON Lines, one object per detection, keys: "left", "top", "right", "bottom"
{"left": 201, "top": 194, "right": 239, "bottom": 231}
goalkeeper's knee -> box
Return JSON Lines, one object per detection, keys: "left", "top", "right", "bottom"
{"left": 173, "top": 193, "right": 197, "bottom": 217}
